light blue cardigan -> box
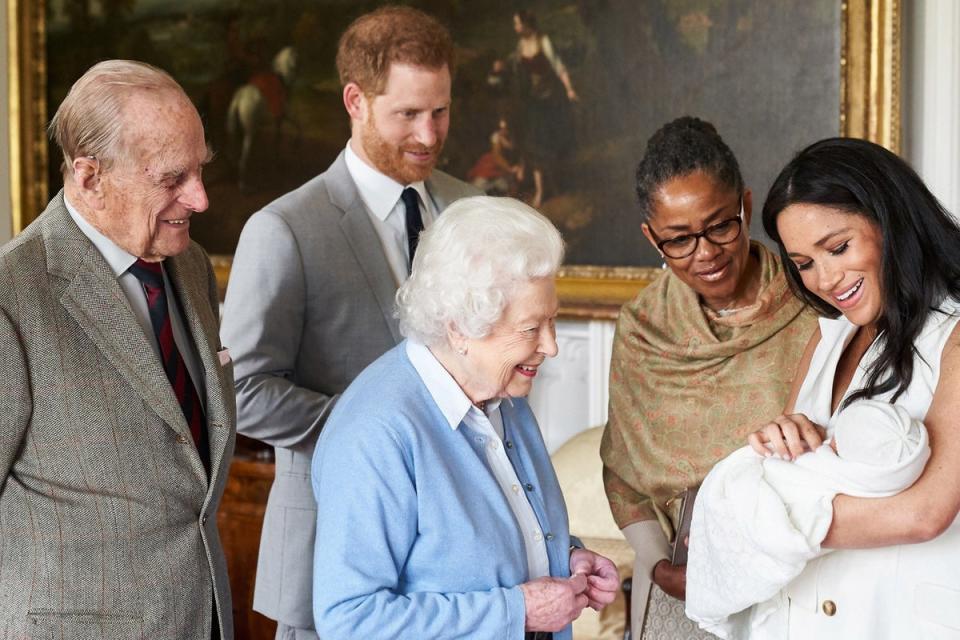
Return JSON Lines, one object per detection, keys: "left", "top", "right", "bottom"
{"left": 311, "top": 342, "right": 574, "bottom": 639}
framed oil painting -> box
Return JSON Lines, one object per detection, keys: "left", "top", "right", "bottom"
{"left": 9, "top": 0, "right": 900, "bottom": 317}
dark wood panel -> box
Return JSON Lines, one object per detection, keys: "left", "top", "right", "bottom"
{"left": 218, "top": 449, "right": 277, "bottom": 640}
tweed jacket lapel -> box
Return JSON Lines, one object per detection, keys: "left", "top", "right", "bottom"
{"left": 164, "top": 254, "right": 234, "bottom": 485}
{"left": 42, "top": 195, "right": 200, "bottom": 458}
{"left": 327, "top": 153, "right": 402, "bottom": 342}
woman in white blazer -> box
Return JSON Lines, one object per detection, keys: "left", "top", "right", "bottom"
{"left": 743, "top": 137, "right": 960, "bottom": 639}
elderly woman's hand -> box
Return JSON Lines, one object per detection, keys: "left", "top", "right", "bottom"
{"left": 520, "top": 574, "right": 589, "bottom": 632}
{"left": 569, "top": 548, "right": 619, "bottom": 610}
{"left": 748, "top": 413, "right": 826, "bottom": 461}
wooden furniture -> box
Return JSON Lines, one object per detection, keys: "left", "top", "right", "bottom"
{"left": 217, "top": 440, "right": 277, "bottom": 640}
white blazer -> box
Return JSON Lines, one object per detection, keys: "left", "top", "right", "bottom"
{"left": 772, "top": 306, "right": 960, "bottom": 639}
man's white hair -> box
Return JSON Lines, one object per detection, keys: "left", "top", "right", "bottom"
{"left": 397, "top": 196, "right": 564, "bottom": 345}
{"left": 48, "top": 59, "right": 188, "bottom": 175}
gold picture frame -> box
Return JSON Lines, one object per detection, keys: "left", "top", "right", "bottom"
{"left": 8, "top": 0, "right": 900, "bottom": 320}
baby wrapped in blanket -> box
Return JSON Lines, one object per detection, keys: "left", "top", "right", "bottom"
{"left": 685, "top": 399, "right": 930, "bottom": 639}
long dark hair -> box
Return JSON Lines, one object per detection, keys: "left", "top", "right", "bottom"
{"left": 763, "top": 137, "right": 960, "bottom": 406}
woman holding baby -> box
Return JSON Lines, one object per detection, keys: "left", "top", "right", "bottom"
{"left": 691, "top": 137, "right": 960, "bottom": 639}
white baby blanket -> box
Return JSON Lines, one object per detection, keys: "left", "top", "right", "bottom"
{"left": 685, "top": 400, "right": 929, "bottom": 639}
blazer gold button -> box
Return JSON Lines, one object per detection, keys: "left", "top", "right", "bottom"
{"left": 176, "top": 434, "right": 188, "bottom": 444}
{"left": 201, "top": 515, "right": 208, "bottom": 525}
{"left": 822, "top": 600, "right": 837, "bottom": 616}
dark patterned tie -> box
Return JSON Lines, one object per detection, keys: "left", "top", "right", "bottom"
{"left": 401, "top": 187, "right": 424, "bottom": 272}
{"left": 128, "top": 259, "right": 209, "bottom": 471}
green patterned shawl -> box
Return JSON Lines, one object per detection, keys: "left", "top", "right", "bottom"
{"left": 600, "top": 242, "right": 817, "bottom": 541}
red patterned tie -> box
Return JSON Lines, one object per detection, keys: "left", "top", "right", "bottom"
{"left": 129, "top": 259, "right": 209, "bottom": 471}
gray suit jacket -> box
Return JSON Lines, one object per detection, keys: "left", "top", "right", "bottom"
{"left": 0, "top": 193, "right": 237, "bottom": 640}
{"left": 220, "top": 152, "right": 478, "bottom": 628}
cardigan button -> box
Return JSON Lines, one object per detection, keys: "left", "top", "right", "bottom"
{"left": 822, "top": 600, "right": 837, "bottom": 616}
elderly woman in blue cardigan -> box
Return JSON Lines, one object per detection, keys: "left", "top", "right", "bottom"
{"left": 310, "top": 196, "right": 619, "bottom": 639}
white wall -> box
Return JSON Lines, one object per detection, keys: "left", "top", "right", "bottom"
{"left": 904, "top": 0, "right": 960, "bottom": 219}
{"left": 527, "top": 319, "right": 616, "bottom": 453}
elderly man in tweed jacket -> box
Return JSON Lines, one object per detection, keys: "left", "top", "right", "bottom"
{"left": 0, "top": 60, "right": 236, "bottom": 640}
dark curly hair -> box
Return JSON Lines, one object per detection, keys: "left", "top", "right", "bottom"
{"left": 635, "top": 116, "right": 744, "bottom": 221}
{"left": 763, "top": 137, "right": 960, "bottom": 408}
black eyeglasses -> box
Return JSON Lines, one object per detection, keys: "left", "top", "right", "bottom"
{"left": 649, "top": 199, "right": 744, "bottom": 259}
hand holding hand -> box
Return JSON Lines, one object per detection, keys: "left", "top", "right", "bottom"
{"left": 521, "top": 574, "right": 589, "bottom": 632}
{"left": 747, "top": 413, "right": 826, "bottom": 461}
{"left": 569, "top": 548, "right": 620, "bottom": 610}
{"left": 652, "top": 559, "right": 686, "bottom": 600}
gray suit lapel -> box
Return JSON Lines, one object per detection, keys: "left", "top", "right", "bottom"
{"left": 46, "top": 205, "right": 192, "bottom": 444}
{"left": 327, "top": 153, "right": 402, "bottom": 342}
{"left": 425, "top": 174, "right": 456, "bottom": 213}
{"left": 425, "top": 167, "right": 479, "bottom": 212}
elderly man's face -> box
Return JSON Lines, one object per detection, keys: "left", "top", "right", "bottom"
{"left": 354, "top": 63, "right": 451, "bottom": 184}
{"left": 94, "top": 92, "right": 210, "bottom": 262}
{"left": 460, "top": 277, "right": 559, "bottom": 403}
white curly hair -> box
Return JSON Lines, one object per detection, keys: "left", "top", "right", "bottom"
{"left": 396, "top": 196, "right": 564, "bottom": 346}
{"left": 49, "top": 59, "right": 189, "bottom": 176}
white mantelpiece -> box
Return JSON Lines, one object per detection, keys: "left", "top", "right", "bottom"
{"left": 528, "top": 318, "right": 616, "bottom": 454}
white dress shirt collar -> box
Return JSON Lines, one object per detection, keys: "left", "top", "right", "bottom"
{"left": 406, "top": 340, "right": 502, "bottom": 430}
{"left": 64, "top": 195, "right": 138, "bottom": 276}
{"left": 344, "top": 140, "right": 429, "bottom": 221}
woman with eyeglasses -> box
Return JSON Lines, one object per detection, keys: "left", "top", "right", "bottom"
{"left": 600, "top": 116, "right": 817, "bottom": 638}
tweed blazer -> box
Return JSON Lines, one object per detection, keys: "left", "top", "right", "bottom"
{"left": 0, "top": 192, "right": 237, "bottom": 640}
{"left": 220, "top": 152, "right": 478, "bottom": 629}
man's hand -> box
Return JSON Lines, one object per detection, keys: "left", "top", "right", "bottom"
{"left": 569, "top": 548, "right": 620, "bottom": 610}
{"left": 520, "top": 574, "right": 589, "bottom": 632}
